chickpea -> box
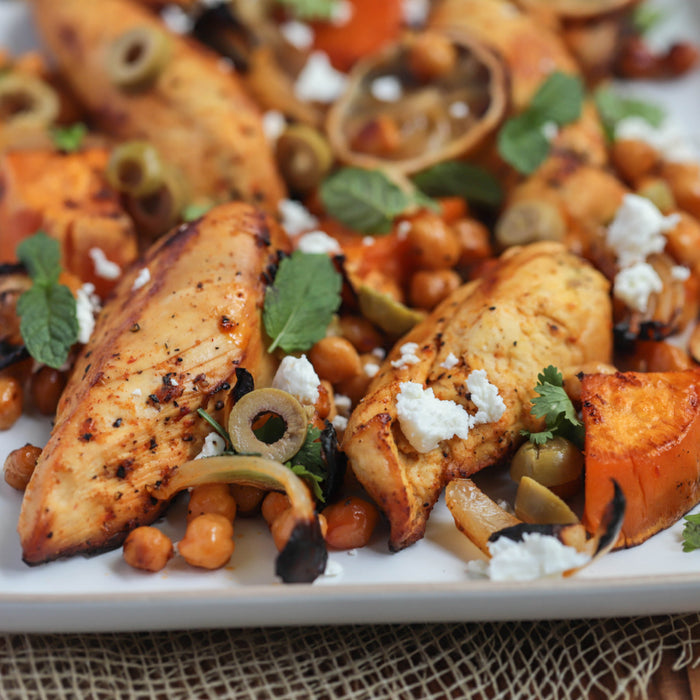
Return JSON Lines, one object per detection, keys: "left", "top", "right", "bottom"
{"left": 309, "top": 336, "right": 362, "bottom": 384}
{"left": 322, "top": 497, "right": 379, "bottom": 550}
{"left": 0, "top": 374, "right": 22, "bottom": 431}
{"left": 270, "top": 507, "right": 296, "bottom": 551}
{"left": 187, "top": 483, "right": 237, "bottom": 523}
{"left": 611, "top": 139, "right": 658, "bottom": 184}
{"left": 30, "top": 366, "right": 66, "bottom": 416}
{"left": 407, "top": 32, "right": 457, "bottom": 82}
{"left": 409, "top": 269, "right": 461, "bottom": 310}
{"left": 123, "top": 526, "right": 174, "bottom": 572}
{"left": 229, "top": 484, "right": 265, "bottom": 516}
{"left": 335, "top": 356, "right": 374, "bottom": 404}
{"left": 3, "top": 443, "right": 42, "bottom": 491}
{"left": 178, "top": 513, "right": 235, "bottom": 569}
{"left": 405, "top": 212, "right": 461, "bottom": 271}
{"left": 261, "top": 491, "right": 291, "bottom": 527}
{"left": 338, "top": 315, "right": 383, "bottom": 353}
{"left": 453, "top": 218, "right": 493, "bottom": 267}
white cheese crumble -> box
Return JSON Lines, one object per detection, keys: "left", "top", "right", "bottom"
{"left": 89, "top": 248, "right": 121, "bottom": 281}
{"left": 272, "top": 354, "right": 321, "bottom": 405}
{"left": 467, "top": 369, "right": 506, "bottom": 425}
{"left": 323, "top": 559, "right": 344, "bottom": 577}
{"left": 613, "top": 261, "right": 663, "bottom": 313}
{"left": 331, "top": 0, "right": 354, "bottom": 25}
{"left": 160, "top": 6, "right": 192, "bottom": 33}
{"left": 280, "top": 20, "right": 314, "bottom": 50}
{"left": 362, "top": 236, "right": 375, "bottom": 246}
{"left": 262, "top": 110, "right": 286, "bottom": 143}
{"left": 440, "top": 352, "right": 459, "bottom": 370}
{"left": 334, "top": 393, "right": 353, "bottom": 415}
{"left": 616, "top": 116, "right": 699, "bottom": 164}
{"left": 364, "top": 362, "right": 380, "bottom": 378}
{"left": 391, "top": 342, "right": 421, "bottom": 369}
{"left": 467, "top": 533, "right": 590, "bottom": 582}
{"left": 672, "top": 265, "right": 691, "bottom": 281}
{"left": 294, "top": 51, "right": 348, "bottom": 104}
{"left": 132, "top": 267, "right": 151, "bottom": 291}
{"left": 75, "top": 283, "right": 101, "bottom": 344}
{"left": 606, "top": 194, "right": 680, "bottom": 269}
{"left": 401, "top": 0, "right": 430, "bottom": 26}
{"left": 132, "top": 388, "right": 142, "bottom": 397}
{"left": 395, "top": 382, "right": 471, "bottom": 453}
{"left": 370, "top": 75, "right": 403, "bottom": 102}
{"left": 371, "top": 347, "right": 386, "bottom": 360}
{"left": 331, "top": 414, "right": 348, "bottom": 432}
{"left": 448, "top": 101, "right": 470, "bottom": 119}
{"left": 278, "top": 198, "right": 319, "bottom": 236}
{"left": 296, "top": 230, "right": 342, "bottom": 255}
{"left": 195, "top": 432, "right": 226, "bottom": 460}
{"left": 396, "top": 220, "right": 412, "bottom": 239}
{"left": 541, "top": 121, "right": 559, "bottom": 143}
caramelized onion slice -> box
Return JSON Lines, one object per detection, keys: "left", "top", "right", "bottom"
{"left": 151, "top": 455, "right": 327, "bottom": 583}
{"left": 326, "top": 30, "right": 507, "bottom": 175}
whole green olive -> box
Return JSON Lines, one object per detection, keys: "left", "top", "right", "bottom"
{"left": 510, "top": 436, "right": 584, "bottom": 499}
{"left": 495, "top": 200, "right": 566, "bottom": 250}
{"left": 275, "top": 124, "right": 333, "bottom": 193}
{"left": 106, "top": 25, "right": 171, "bottom": 90}
{"left": 106, "top": 140, "right": 165, "bottom": 197}
{"left": 0, "top": 74, "right": 60, "bottom": 128}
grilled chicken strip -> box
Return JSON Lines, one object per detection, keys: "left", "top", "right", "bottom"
{"left": 343, "top": 242, "right": 612, "bottom": 551}
{"left": 28, "top": 0, "right": 285, "bottom": 211}
{"left": 19, "top": 202, "right": 288, "bottom": 564}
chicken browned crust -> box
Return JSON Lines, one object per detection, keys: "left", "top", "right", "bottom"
{"left": 18, "top": 202, "right": 288, "bottom": 564}
{"left": 343, "top": 242, "right": 613, "bottom": 551}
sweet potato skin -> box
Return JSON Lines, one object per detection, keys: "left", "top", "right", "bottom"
{"left": 18, "top": 202, "right": 287, "bottom": 564}
{"left": 582, "top": 370, "right": 700, "bottom": 547}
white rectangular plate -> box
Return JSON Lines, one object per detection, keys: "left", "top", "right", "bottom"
{"left": 2, "top": 0, "right": 700, "bottom": 633}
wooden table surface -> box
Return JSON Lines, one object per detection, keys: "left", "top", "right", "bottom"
{"left": 650, "top": 654, "right": 700, "bottom": 699}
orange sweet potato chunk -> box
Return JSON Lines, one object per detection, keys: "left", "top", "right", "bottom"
{"left": 582, "top": 370, "right": 700, "bottom": 548}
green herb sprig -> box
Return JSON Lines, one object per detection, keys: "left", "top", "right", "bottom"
{"left": 50, "top": 123, "right": 88, "bottom": 153}
{"left": 594, "top": 87, "right": 666, "bottom": 142}
{"left": 275, "top": 0, "right": 338, "bottom": 20}
{"left": 412, "top": 160, "right": 503, "bottom": 208}
{"left": 682, "top": 513, "right": 700, "bottom": 552}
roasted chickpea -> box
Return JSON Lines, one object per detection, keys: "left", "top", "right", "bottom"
{"left": 30, "top": 366, "right": 66, "bottom": 416}
{"left": 123, "top": 526, "right": 174, "bottom": 572}
{"left": 322, "top": 497, "right": 379, "bottom": 550}
{"left": 409, "top": 269, "right": 461, "bottom": 310}
{"left": 405, "top": 213, "right": 461, "bottom": 270}
{"left": 187, "top": 483, "right": 237, "bottom": 523}
{"left": 611, "top": 138, "right": 658, "bottom": 184}
{"left": 338, "top": 315, "right": 383, "bottom": 353}
{"left": 407, "top": 32, "right": 457, "bottom": 82}
{"left": 335, "top": 355, "right": 374, "bottom": 404}
{"left": 229, "top": 484, "right": 265, "bottom": 516}
{"left": 309, "top": 336, "right": 362, "bottom": 384}
{"left": 261, "top": 491, "right": 291, "bottom": 527}
{"left": 178, "top": 513, "right": 235, "bottom": 569}
{"left": 3, "top": 443, "right": 42, "bottom": 491}
{"left": 0, "top": 374, "right": 22, "bottom": 430}
{"left": 453, "top": 218, "right": 493, "bottom": 267}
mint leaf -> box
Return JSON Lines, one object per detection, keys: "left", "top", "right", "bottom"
{"left": 50, "top": 123, "right": 87, "bottom": 153}
{"left": 16, "top": 233, "right": 78, "bottom": 368}
{"left": 412, "top": 161, "right": 503, "bottom": 207}
{"left": 275, "top": 0, "right": 338, "bottom": 20}
{"left": 682, "top": 514, "right": 700, "bottom": 552}
{"left": 320, "top": 168, "right": 414, "bottom": 234}
{"left": 498, "top": 72, "right": 584, "bottom": 175}
{"left": 287, "top": 424, "right": 326, "bottom": 501}
{"left": 264, "top": 251, "right": 342, "bottom": 353}
{"left": 633, "top": 5, "right": 666, "bottom": 35}
{"left": 594, "top": 87, "right": 666, "bottom": 141}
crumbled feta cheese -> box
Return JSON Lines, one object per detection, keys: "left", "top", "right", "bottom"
{"left": 370, "top": 75, "right": 403, "bottom": 102}
{"left": 467, "top": 369, "right": 506, "bottom": 425}
{"left": 672, "top": 265, "right": 691, "bottom": 281}
{"left": 294, "top": 51, "right": 348, "bottom": 103}
{"left": 615, "top": 116, "right": 698, "bottom": 164}
{"left": 346, "top": 548, "right": 358, "bottom": 556}
{"left": 362, "top": 236, "right": 375, "bottom": 246}
{"left": 278, "top": 198, "right": 319, "bottom": 236}
{"left": 89, "top": 248, "right": 121, "bottom": 281}
{"left": 474, "top": 533, "right": 590, "bottom": 582}
{"left": 132, "top": 388, "right": 142, "bottom": 397}
{"left": 331, "top": 0, "right": 354, "bottom": 25}
{"left": 262, "top": 110, "right": 286, "bottom": 143}
{"left": 364, "top": 362, "right": 380, "bottom": 378}
{"left": 606, "top": 194, "right": 680, "bottom": 269}
{"left": 613, "top": 261, "right": 663, "bottom": 313}
{"left": 440, "top": 352, "right": 459, "bottom": 370}
{"left": 160, "top": 5, "right": 193, "bottom": 33}
{"left": 280, "top": 20, "right": 314, "bottom": 50}
{"left": 396, "top": 220, "right": 412, "bottom": 239}
{"left": 195, "top": 432, "right": 226, "bottom": 460}
{"left": 401, "top": 0, "right": 430, "bottom": 26}
{"left": 371, "top": 347, "right": 386, "bottom": 360}
{"left": 132, "top": 267, "right": 151, "bottom": 291}
{"left": 331, "top": 415, "right": 348, "bottom": 432}
{"left": 334, "top": 393, "right": 353, "bottom": 415}
{"left": 272, "top": 354, "right": 321, "bottom": 405}
{"left": 395, "top": 381, "right": 471, "bottom": 452}
{"left": 75, "top": 283, "right": 101, "bottom": 344}
{"left": 391, "top": 342, "right": 421, "bottom": 369}
{"left": 448, "top": 101, "right": 470, "bottom": 119}
{"left": 296, "top": 230, "right": 342, "bottom": 255}
{"left": 323, "top": 559, "right": 344, "bottom": 577}
{"left": 541, "top": 121, "right": 559, "bottom": 142}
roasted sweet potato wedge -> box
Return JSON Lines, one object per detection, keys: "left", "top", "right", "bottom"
{"left": 582, "top": 369, "right": 700, "bottom": 547}
{"left": 0, "top": 147, "right": 138, "bottom": 298}
{"left": 343, "top": 242, "right": 612, "bottom": 551}
{"left": 18, "top": 201, "right": 288, "bottom": 564}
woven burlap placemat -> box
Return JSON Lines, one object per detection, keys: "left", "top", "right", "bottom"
{"left": 1, "top": 615, "right": 699, "bottom": 699}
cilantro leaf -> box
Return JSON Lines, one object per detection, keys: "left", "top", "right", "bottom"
{"left": 412, "top": 161, "right": 503, "bottom": 207}
{"left": 289, "top": 464, "right": 324, "bottom": 500}
{"left": 287, "top": 425, "right": 326, "bottom": 501}
{"left": 594, "top": 87, "right": 666, "bottom": 142}
{"left": 682, "top": 513, "right": 700, "bottom": 552}
{"left": 275, "top": 0, "right": 338, "bottom": 20}
{"left": 16, "top": 233, "right": 78, "bottom": 369}
{"left": 498, "top": 72, "right": 584, "bottom": 175}
{"left": 320, "top": 168, "right": 415, "bottom": 234}
{"left": 521, "top": 365, "right": 584, "bottom": 449}
{"left": 264, "top": 251, "right": 342, "bottom": 353}
{"left": 50, "top": 123, "right": 87, "bottom": 153}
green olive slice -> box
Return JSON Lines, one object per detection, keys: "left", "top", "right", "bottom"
{"left": 227, "top": 388, "right": 307, "bottom": 463}
{"left": 106, "top": 25, "right": 171, "bottom": 90}
{"left": 495, "top": 200, "right": 566, "bottom": 250}
{"left": 357, "top": 283, "right": 425, "bottom": 337}
{"left": 0, "top": 74, "right": 60, "bottom": 128}
{"left": 106, "top": 140, "right": 165, "bottom": 196}
{"left": 275, "top": 124, "right": 333, "bottom": 193}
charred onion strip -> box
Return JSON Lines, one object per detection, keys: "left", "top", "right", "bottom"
{"left": 151, "top": 455, "right": 327, "bottom": 583}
